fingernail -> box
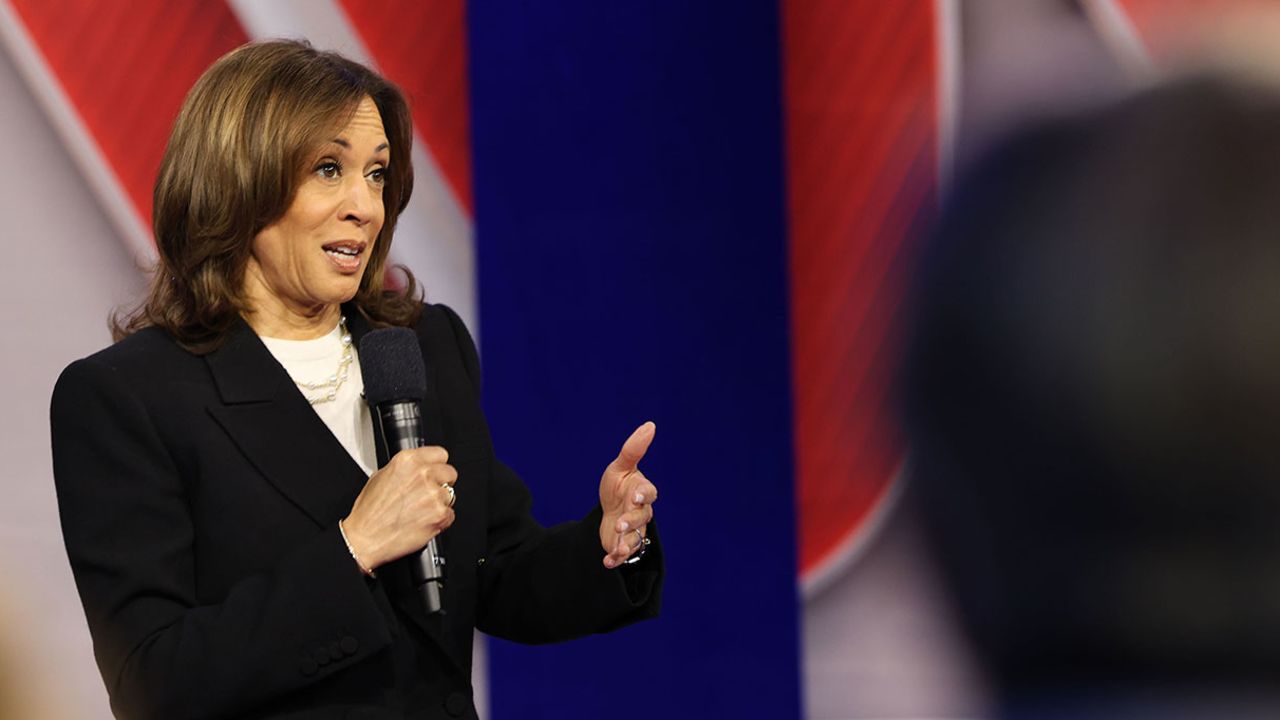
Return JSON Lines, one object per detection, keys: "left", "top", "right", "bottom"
{"left": 619, "top": 520, "right": 629, "bottom": 533}
{"left": 634, "top": 492, "right": 645, "bottom": 504}
{"left": 604, "top": 557, "right": 616, "bottom": 569}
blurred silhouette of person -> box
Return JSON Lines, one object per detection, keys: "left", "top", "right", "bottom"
{"left": 902, "top": 73, "right": 1280, "bottom": 720}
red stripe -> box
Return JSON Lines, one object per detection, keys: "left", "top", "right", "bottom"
{"left": 337, "top": 0, "right": 473, "bottom": 214}
{"left": 782, "top": 0, "right": 938, "bottom": 576}
{"left": 9, "top": 0, "right": 247, "bottom": 231}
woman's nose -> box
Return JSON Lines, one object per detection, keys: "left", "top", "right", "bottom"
{"left": 340, "top": 177, "right": 379, "bottom": 225}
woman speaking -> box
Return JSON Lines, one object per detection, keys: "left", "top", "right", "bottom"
{"left": 50, "top": 40, "right": 662, "bottom": 720}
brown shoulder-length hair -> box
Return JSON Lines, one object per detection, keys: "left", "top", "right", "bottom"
{"left": 113, "top": 39, "right": 420, "bottom": 352}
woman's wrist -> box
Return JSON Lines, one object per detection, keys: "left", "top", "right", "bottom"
{"left": 338, "top": 518, "right": 377, "bottom": 577}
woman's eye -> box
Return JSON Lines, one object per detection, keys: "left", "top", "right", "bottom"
{"left": 315, "top": 161, "right": 341, "bottom": 179}
{"left": 368, "top": 167, "right": 387, "bottom": 186}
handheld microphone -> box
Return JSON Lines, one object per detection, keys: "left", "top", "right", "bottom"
{"left": 360, "top": 328, "right": 444, "bottom": 614}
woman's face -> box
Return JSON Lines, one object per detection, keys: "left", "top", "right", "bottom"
{"left": 244, "top": 96, "right": 389, "bottom": 320}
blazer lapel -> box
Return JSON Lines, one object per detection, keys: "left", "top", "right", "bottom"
{"left": 204, "top": 317, "right": 369, "bottom": 528}
{"left": 203, "top": 310, "right": 465, "bottom": 671}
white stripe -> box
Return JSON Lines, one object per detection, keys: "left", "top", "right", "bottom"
{"left": 934, "top": 0, "right": 962, "bottom": 196}
{"left": 227, "top": 0, "right": 479, "bottom": 338}
{"left": 800, "top": 464, "right": 906, "bottom": 598}
{"left": 1078, "top": 0, "right": 1155, "bottom": 81}
{"left": 0, "top": 0, "right": 156, "bottom": 266}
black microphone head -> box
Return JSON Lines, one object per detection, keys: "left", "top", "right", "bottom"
{"left": 360, "top": 328, "right": 427, "bottom": 405}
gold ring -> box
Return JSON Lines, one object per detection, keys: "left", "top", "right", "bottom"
{"left": 442, "top": 483, "right": 456, "bottom": 507}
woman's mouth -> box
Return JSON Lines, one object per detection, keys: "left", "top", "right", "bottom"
{"left": 322, "top": 242, "right": 365, "bottom": 273}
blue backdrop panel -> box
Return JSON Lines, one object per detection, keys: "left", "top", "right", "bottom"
{"left": 467, "top": 1, "right": 801, "bottom": 718}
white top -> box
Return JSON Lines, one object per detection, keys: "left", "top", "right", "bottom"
{"left": 259, "top": 323, "right": 378, "bottom": 476}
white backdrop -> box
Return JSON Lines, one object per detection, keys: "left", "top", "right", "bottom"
{"left": 0, "top": 39, "right": 141, "bottom": 714}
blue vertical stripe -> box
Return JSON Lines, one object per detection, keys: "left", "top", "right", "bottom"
{"left": 467, "top": 1, "right": 801, "bottom": 717}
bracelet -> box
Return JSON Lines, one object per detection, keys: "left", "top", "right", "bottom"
{"left": 623, "top": 531, "right": 651, "bottom": 565}
{"left": 338, "top": 519, "right": 376, "bottom": 578}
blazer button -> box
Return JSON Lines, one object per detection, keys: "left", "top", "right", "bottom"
{"left": 444, "top": 691, "right": 470, "bottom": 717}
{"left": 340, "top": 635, "right": 359, "bottom": 655}
{"left": 303, "top": 642, "right": 328, "bottom": 666}
{"left": 299, "top": 658, "right": 319, "bottom": 677}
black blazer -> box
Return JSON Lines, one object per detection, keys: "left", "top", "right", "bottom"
{"left": 50, "top": 304, "right": 662, "bottom": 720}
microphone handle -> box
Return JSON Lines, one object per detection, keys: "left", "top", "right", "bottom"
{"left": 374, "top": 402, "right": 445, "bottom": 615}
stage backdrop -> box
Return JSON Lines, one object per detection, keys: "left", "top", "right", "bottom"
{"left": 0, "top": 0, "right": 1228, "bottom": 718}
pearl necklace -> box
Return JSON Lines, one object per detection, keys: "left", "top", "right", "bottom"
{"left": 295, "top": 316, "right": 354, "bottom": 405}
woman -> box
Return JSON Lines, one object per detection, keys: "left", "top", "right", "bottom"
{"left": 50, "top": 40, "right": 662, "bottom": 720}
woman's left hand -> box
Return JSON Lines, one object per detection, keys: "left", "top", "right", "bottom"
{"left": 598, "top": 421, "right": 658, "bottom": 568}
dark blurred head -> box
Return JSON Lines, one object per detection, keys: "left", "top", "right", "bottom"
{"left": 902, "top": 75, "right": 1280, "bottom": 699}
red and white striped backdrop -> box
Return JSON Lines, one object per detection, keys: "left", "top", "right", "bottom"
{"left": 0, "top": 1, "right": 1252, "bottom": 717}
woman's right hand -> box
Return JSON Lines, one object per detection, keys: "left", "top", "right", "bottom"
{"left": 341, "top": 446, "right": 457, "bottom": 571}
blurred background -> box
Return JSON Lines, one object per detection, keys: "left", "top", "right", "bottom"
{"left": 0, "top": 0, "right": 1256, "bottom": 718}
